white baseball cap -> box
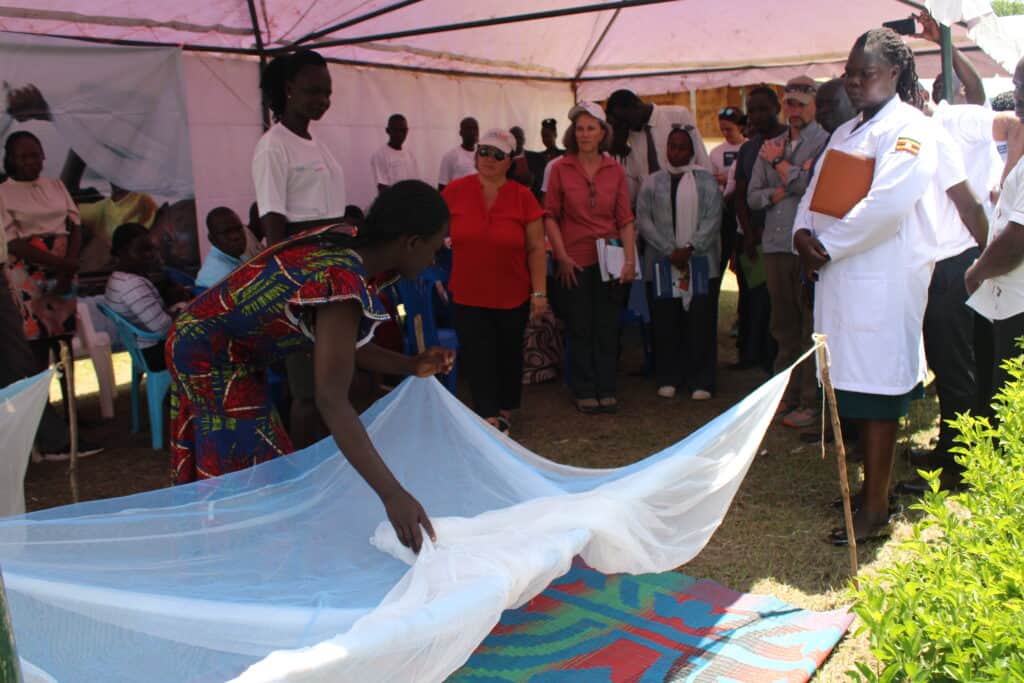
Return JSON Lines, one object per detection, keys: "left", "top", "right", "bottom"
{"left": 568, "top": 101, "right": 607, "bottom": 123}
{"left": 477, "top": 128, "right": 515, "bottom": 155}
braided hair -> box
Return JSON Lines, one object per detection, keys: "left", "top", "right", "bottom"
{"left": 853, "top": 28, "right": 923, "bottom": 109}
{"left": 259, "top": 50, "right": 328, "bottom": 122}
{"left": 322, "top": 180, "right": 449, "bottom": 249}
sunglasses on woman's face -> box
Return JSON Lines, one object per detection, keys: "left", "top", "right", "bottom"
{"left": 477, "top": 146, "right": 507, "bottom": 162}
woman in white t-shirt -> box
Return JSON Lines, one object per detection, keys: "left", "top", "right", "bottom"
{"left": 252, "top": 49, "right": 347, "bottom": 449}
{"left": 709, "top": 107, "right": 747, "bottom": 276}
{"left": 709, "top": 107, "right": 747, "bottom": 196}
{"left": 252, "top": 50, "right": 346, "bottom": 246}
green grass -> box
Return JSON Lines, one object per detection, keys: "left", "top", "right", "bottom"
{"left": 25, "top": 273, "right": 945, "bottom": 679}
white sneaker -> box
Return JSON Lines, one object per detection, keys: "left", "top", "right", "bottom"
{"left": 691, "top": 389, "right": 712, "bottom": 401}
{"left": 657, "top": 385, "right": 676, "bottom": 398}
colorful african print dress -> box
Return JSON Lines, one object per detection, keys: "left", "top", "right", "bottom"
{"left": 167, "top": 225, "right": 392, "bottom": 484}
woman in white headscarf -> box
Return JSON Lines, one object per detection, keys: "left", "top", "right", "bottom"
{"left": 636, "top": 126, "right": 723, "bottom": 400}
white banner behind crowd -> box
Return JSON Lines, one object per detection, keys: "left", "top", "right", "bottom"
{"left": 183, "top": 52, "right": 573, "bottom": 244}
{"left": 0, "top": 31, "right": 194, "bottom": 201}
{"left": 0, "top": 361, "right": 797, "bottom": 682}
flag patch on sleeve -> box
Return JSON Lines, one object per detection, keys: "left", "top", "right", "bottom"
{"left": 894, "top": 137, "right": 921, "bottom": 155}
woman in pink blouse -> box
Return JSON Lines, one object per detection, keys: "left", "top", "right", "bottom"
{"left": 0, "top": 132, "right": 82, "bottom": 366}
{"left": 544, "top": 103, "right": 636, "bottom": 414}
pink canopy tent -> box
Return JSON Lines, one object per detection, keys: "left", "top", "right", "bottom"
{"left": 0, "top": 0, "right": 1012, "bottom": 239}
{"left": 0, "top": 0, "right": 1008, "bottom": 92}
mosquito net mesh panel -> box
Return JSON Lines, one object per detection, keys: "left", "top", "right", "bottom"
{"left": 1, "top": 368, "right": 792, "bottom": 682}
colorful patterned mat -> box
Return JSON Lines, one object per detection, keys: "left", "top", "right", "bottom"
{"left": 450, "top": 565, "right": 853, "bottom": 682}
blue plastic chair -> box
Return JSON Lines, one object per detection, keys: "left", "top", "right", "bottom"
{"left": 165, "top": 267, "right": 204, "bottom": 297}
{"left": 96, "top": 302, "right": 172, "bottom": 449}
{"left": 394, "top": 271, "right": 459, "bottom": 393}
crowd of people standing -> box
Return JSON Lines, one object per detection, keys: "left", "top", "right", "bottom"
{"left": 3, "top": 14, "right": 1023, "bottom": 552}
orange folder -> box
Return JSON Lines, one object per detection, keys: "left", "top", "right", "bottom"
{"left": 808, "top": 150, "right": 876, "bottom": 219}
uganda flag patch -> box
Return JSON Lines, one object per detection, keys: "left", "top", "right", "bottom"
{"left": 895, "top": 137, "right": 921, "bottom": 155}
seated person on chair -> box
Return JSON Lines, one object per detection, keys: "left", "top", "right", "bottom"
{"left": 195, "top": 207, "right": 248, "bottom": 289}
{"left": 78, "top": 183, "right": 160, "bottom": 273}
{"left": 104, "top": 223, "right": 187, "bottom": 371}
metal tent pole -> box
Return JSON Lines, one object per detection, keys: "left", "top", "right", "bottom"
{"left": 245, "top": 0, "right": 271, "bottom": 130}
{"left": 940, "top": 22, "right": 955, "bottom": 103}
{"left": 292, "top": 0, "right": 676, "bottom": 54}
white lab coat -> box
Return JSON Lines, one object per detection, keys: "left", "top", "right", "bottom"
{"left": 792, "top": 97, "right": 939, "bottom": 396}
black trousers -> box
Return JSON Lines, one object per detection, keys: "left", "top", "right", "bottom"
{"left": 453, "top": 302, "right": 529, "bottom": 418}
{"left": 922, "top": 247, "right": 978, "bottom": 457}
{"left": 737, "top": 278, "right": 776, "bottom": 371}
{"left": 983, "top": 309, "right": 1024, "bottom": 417}
{"left": 555, "top": 265, "right": 628, "bottom": 399}
{"left": 974, "top": 313, "right": 995, "bottom": 419}
{"left": 649, "top": 279, "right": 721, "bottom": 393}
{"left": 142, "top": 343, "right": 168, "bottom": 372}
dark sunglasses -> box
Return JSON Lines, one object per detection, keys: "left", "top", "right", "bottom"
{"left": 542, "top": 118, "right": 557, "bottom": 127}
{"left": 718, "top": 107, "right": 741, "bottom": 118}
{"left": 784, "top": 84, "right": 817, "bottom": 94}
{"left": 477, "top": 146, "right": 508, "bottom": 161}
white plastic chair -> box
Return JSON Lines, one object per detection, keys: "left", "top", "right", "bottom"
{"left": 72, "top": 299, "right": 116, "bottom": 419}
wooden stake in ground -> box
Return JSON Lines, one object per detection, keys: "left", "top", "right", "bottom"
{"left": 59, "top": 341, "right": 80, "bottom": 504}
{"left": 813, "top": 335, "right": 858, "bottom": 579}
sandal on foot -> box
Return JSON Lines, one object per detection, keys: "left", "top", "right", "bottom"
{"left": 782, "top": 407, "right": 819, "bottom": 429}
{"left": 576, "top": 398, "right": 600, "bottom": 414}
{"left": 826, "top": 524, "right": 891, "bottom": 546}
{"left": 775, "top": 402, "right": 797, "bottom": 418}
{"left": 599, "top": 397, "right": 619, "bottom": 414}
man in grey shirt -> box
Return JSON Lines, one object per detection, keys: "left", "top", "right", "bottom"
{"left": 747, "top": 76, "right": 829, "bottom": 428}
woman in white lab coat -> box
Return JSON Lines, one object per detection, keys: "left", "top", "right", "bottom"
{"left": 793, "top": 28, "right": 938, "bottom": 545}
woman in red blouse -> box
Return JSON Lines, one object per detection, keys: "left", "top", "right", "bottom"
{"left": 442, "top": 129, "right": 548, "bottom": 434}
{"left": 544, "top": 103, "right": 636, "bottom": 414}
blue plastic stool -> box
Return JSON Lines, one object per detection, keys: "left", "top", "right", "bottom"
{"left": 394, "top": 272, "right": 459, "bottom": 393}
{"left": 97, "top": 302, "right": 172, "bottom": 450}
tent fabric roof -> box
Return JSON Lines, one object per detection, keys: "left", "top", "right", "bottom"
{"left": 1, "top": 1, "right": 1007, "bottom": 91}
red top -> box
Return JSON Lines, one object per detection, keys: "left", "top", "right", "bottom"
{"left": 544, "top": 153, "right": 633, "bottom": 267}
{"left": 443, "top": 174, "right": 544, "bottom": 309}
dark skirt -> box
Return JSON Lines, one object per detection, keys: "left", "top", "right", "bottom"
{"left": 835, "top": 384, "right": 925, "bottom": 420}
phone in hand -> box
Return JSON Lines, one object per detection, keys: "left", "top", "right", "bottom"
{"left": 882, "top": 17, "right": 916, "bottom": 35}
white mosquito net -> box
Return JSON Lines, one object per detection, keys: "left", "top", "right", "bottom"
{"left": 1, "top": 371, "right": 53, "bottom": 518}
{"left": 1, "top": 363, "right": 795, "bottom": 683}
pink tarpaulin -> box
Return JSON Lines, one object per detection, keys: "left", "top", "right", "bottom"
{"left": 0, "top": 1, "right": 1009, "bottom": 93}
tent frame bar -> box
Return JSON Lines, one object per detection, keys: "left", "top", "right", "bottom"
{"left": 321, "top": 57, "right": 569, "bottom": 82}
{"left": 289, "top": 0, "right": 424, "bottom": 48}
{"left": 9, "top": 30, "right": 262, "bottom": 55}
{"left": 572, "top": 45, "right": 990, "bottom": 82}
{"left": 288, "top": 0, "right": 677, "bottom": 53}
{"left": 245, "top": 0, "right": 271, "bottom": 129}
{"left": 572, "top": 8, "right": 621, "bottom": 83}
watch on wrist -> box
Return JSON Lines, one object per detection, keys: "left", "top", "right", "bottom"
{"left": 770, "top": 157, "right": 784, "bottom": 168}
{"left": 531, "top": 291, "right": 547, "bottom": 298}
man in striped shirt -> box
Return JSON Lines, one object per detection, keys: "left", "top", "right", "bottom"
{"left": 104, "top": 223, "right": 180, "bottom": 371}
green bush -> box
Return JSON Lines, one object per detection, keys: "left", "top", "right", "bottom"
{"left": 848, "top": 352, "right": 1024, "bottom": 682}
{"left": 992, "top": 0, "right": 1024, "bottom": 17}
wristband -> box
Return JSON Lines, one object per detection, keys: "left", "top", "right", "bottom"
{"left": 531, "top": 291, "right": 547, "bottom": 298}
